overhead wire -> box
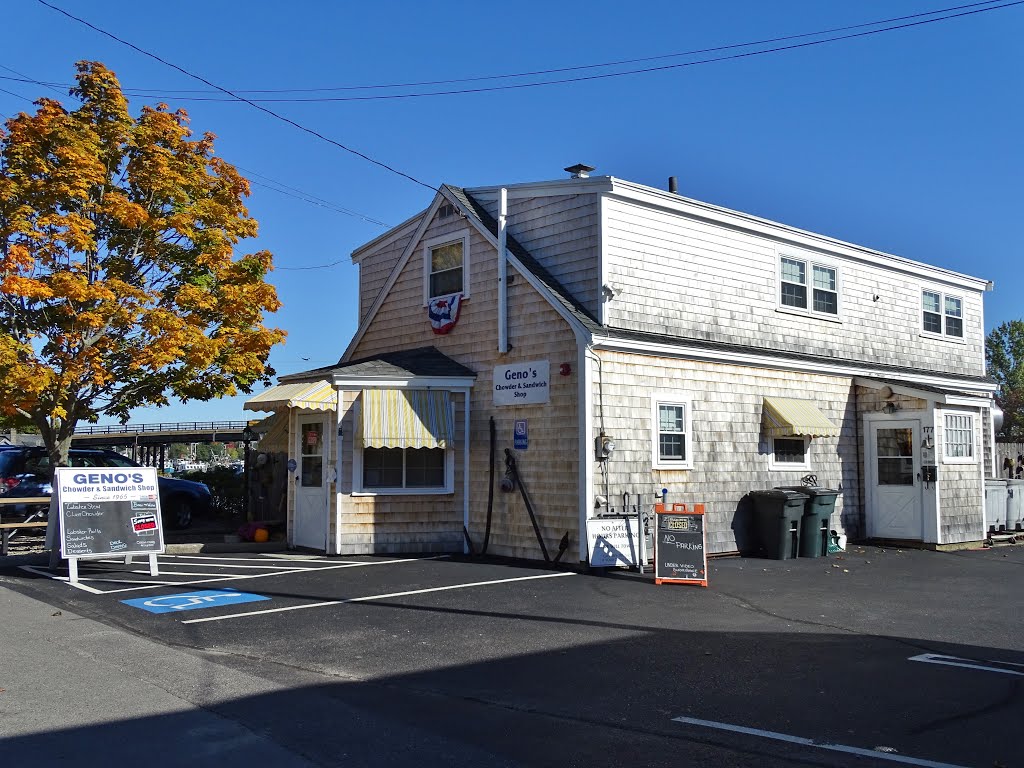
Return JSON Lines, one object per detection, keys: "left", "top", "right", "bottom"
{"left": 35, "top": 0, "right": 438, "bottom": 192}
{"left": 0, "top": 63, "right": 393, "bottom": 234}
{"left": 9, "top": 1, "right": 1015, "bottom": 98}
{"left": 112, "top": 0, "right": 1024, "bottom": 103}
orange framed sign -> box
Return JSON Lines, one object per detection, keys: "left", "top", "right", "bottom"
{"left": 654, "top": 503, "right": 708, "bottom": 587}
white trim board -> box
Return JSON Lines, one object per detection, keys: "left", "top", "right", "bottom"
{"left": 592, "top": 336, "right": 994, "bottom": 394}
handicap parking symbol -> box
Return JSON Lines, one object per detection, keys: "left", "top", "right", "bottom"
{"left": 122, "top": 589, "right": 270, "bottom": 614}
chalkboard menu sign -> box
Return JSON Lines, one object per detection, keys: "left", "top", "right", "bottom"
{"left": 654, "top": 503, "right": 708, "bottom": 587}
{"left": 56, "top": 467, "right": 165, "bottom": 559}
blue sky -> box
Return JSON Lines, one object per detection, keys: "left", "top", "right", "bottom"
{"left": 2, "top": 1, "right": 1021, "bottom": 425}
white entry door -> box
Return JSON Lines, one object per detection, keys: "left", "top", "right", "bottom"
{"left": 868, "top": 419, "right": 922, "bottom": 540}
{"left": 294, "top": 417, "right": 327, "bottom": 550}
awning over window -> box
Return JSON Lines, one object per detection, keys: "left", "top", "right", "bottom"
{"left": 244, "top": 381, "right": 336, "bottom": 412}
{"left": 762, "top": 397, "right": 840, "bottom": 438}
{"left": 361, "top": 389, "right": 453, "bottom": 449}
{"left": 251, "top": 413, "right": 289, "bottom": 453}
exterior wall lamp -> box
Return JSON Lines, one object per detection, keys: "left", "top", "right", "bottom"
{"left": 881, "top": 401, "right": 900, "bottom": 414}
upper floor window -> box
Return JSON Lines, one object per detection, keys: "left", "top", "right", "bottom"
{"left": 922, "top": 290, "right": 963, "bottom": 338}
{"left": 423, "top": 231, "right": 470, "bottom": 303}
{"left": 779, "top": 255, "right": 838, "bottom": 316}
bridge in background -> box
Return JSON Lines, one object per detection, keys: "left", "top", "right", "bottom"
{"left": 72, "top": 421, "right": 256, "bottom": 448}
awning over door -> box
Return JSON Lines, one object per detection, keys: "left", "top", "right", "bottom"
{"left": 244, "top": 381, "right": 336, "bottom": 412}
{"left": 361, "top": 389, "right": 453, "bottom": 449}
{"left": 762, "top": 397, "right": 840, "bottom": 437}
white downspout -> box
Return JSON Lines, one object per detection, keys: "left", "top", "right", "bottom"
{"left": 463, "top": 389, "right": 471, "bottom": 554}
{"left": 498, "top": 187, "right": 509, "bottom": 354}
{"left": 577, "top": 331, "right": 594, "bottom": 564}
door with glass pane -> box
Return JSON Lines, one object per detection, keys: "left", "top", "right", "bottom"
{"left": 294, "top": 417, "right": 327, "bottom": 550}
{"left": 868, "top": 419, "right": 922, "bottom": 540}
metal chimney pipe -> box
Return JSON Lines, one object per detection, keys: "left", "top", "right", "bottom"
{"left": 668, "top": 176, "right": 678, "bottom": 194}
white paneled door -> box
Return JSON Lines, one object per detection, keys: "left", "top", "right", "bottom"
{"left": 294, "top": 417, "right": 327, "bottom": 551}
{"left": 868, "top": 419, "right": 922, "bottom": 540}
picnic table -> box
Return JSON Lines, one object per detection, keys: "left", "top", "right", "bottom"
{"left": 0, "top": 497, "right": 50, "bottom": 556}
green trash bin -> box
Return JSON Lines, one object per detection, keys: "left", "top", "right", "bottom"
{"left": 777, "top": 486, "right": 841, "bottom": 558}
{"left": 749, "top": 489, "right": 807, "bottom": 560}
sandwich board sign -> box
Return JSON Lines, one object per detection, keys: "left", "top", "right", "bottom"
{"left": 654, "top": 503, "right": 708, "bottom": 587}
{"left": 56, "top": 466, "right": 164, "bottom": 583}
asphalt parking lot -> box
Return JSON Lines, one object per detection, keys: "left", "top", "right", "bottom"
{"left": 2, "top": 545, "right": 1023, "bottom": 768}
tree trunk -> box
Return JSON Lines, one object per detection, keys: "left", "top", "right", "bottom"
{"left": 43, "top": 423, "right": 76, "bottom": 569}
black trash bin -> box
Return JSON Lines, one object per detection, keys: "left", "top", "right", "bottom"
{"left": 749, "top": 489, "right": 807, "bottom": 560}
{"left": 776, "top": 487, "right": 841, "bottom": 558}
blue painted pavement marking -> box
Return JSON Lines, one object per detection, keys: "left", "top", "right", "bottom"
{"left": 122, "top": 589, "right": 270, "bottom": 614}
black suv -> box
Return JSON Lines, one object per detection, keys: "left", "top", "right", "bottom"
{"left": 0, "top": 446, "right": 211, "bottom": 529}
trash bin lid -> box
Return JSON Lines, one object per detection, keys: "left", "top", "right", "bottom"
{"left": 775, "top": 485, "right": 841, "bottom": 498}
{"left": 755, "top": 488, "right": 808, "bottom": 500}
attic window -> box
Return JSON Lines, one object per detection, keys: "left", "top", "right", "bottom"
{"left": 422, "top": 231, "right": 471, "bottom": 303}
{"left": 438, "top": 203, "right": 456, "bottom": 219}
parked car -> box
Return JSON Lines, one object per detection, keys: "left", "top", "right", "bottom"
{"left": 0, "top": 447, "right": 211, "bottom": 529}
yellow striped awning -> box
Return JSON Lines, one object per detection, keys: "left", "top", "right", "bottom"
{"left": 253, "top": 413, "right": 289, "bottom": 453}
{"left": 243, "top": 381, "right": 336, "bottom": 412}
{"left": 762, "top": 397, "right": 840, "bottom": 438}
{"left": 361, "top": 389, "right": 453, "bottom": 449}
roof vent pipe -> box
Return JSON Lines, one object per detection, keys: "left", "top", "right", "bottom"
{"left": 668, "top": 176, "right": 678, "bottom": 194}
{"left": 564, "top": 163, "right": 595, "bottom": 179}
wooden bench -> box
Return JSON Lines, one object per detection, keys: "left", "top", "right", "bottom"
{"left": 0, "top": 521, "right": 48, "bottom": 556}
{"left": 0, "top": 497, "right": 50, "bottom": 556}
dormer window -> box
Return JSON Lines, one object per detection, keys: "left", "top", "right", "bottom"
{"left": 922, "top": 290, "right": 963, "bottom": 338}
{"left": 779, "top": 254, "right": 839, "bottom": 317}
{"left": 422, "top": 231, "right": 470, "bottom": 303}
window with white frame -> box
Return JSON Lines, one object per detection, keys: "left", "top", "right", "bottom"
{"left": 423, "top": 231, "right": 470, "bottom": 302}
{"left": 942, "top": 413, "right": 974, "bottom": 462}
{"left": 652, "top": 395, "right": 693, "bottom": 469}
{"left": 768, "top": 436, "right": 812, "bottom": 471}
{"left": 779, "top": 255, "right": 838, "bottom": 316}
{"left": 352, "top": 393, "right": 456, "bottom": 495}
{"left": 363, "top": 447, "right": 446, "bottom": 488}
{"left": 922, "top": 290, "right": 963, "bottom": 338}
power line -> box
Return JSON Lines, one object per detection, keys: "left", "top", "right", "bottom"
{"left": 0, "top": 86, "right": 37, "bottom": 105}
{"left": 152, "top": 1, "right": 1024, "bottom": 103}
{"left": 35, "top": 0, "right": 438, "bottom": 193}
{"left": 235, "top": 164, "right": 391, "bottom": 228}
{"left": 12, "top": 1, "right": 1013, "bottom": 97}
{"left": 0, "top": 65, "right": 392, "bottom": 231}
{"left": 275, "top": 258, "right": 348, "bottom": 272}
{"left": 24, "top": 1, "right": 1024, "bottom": 104}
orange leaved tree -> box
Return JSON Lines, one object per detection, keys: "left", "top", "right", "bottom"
{"left": 0, "top": 62, "right": 286, "bottom": 471}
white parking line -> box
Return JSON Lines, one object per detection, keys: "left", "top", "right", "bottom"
{"left": 909, "top": 653, "right": 1024, "bottom": 676}
{"left": 180, "top": 571, "right": 576, "bottom": 624}
{"left": 77, "top": 555, "right": 445, "bottom": 594}
{"left": 162, "top": 554, "right": 362, "bottom": 565}
{"left": 671, "top": 716, "right": 970, "bottom": 768}
{"left": 20, "top": 565, "right": 106, "bottom": 594}
{"left": 104, "top": 560, "right": 313, "bottom": 571}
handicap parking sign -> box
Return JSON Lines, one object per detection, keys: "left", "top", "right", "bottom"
{"left": 123, "top": 589, "right": 269, "bottom": 614}
{"left": 514, "top": 419, "right": 528, "bottom": 450}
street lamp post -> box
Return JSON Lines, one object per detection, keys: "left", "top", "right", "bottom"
{"left": 241, "top": 425, "right": 258, "bottom": 522}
